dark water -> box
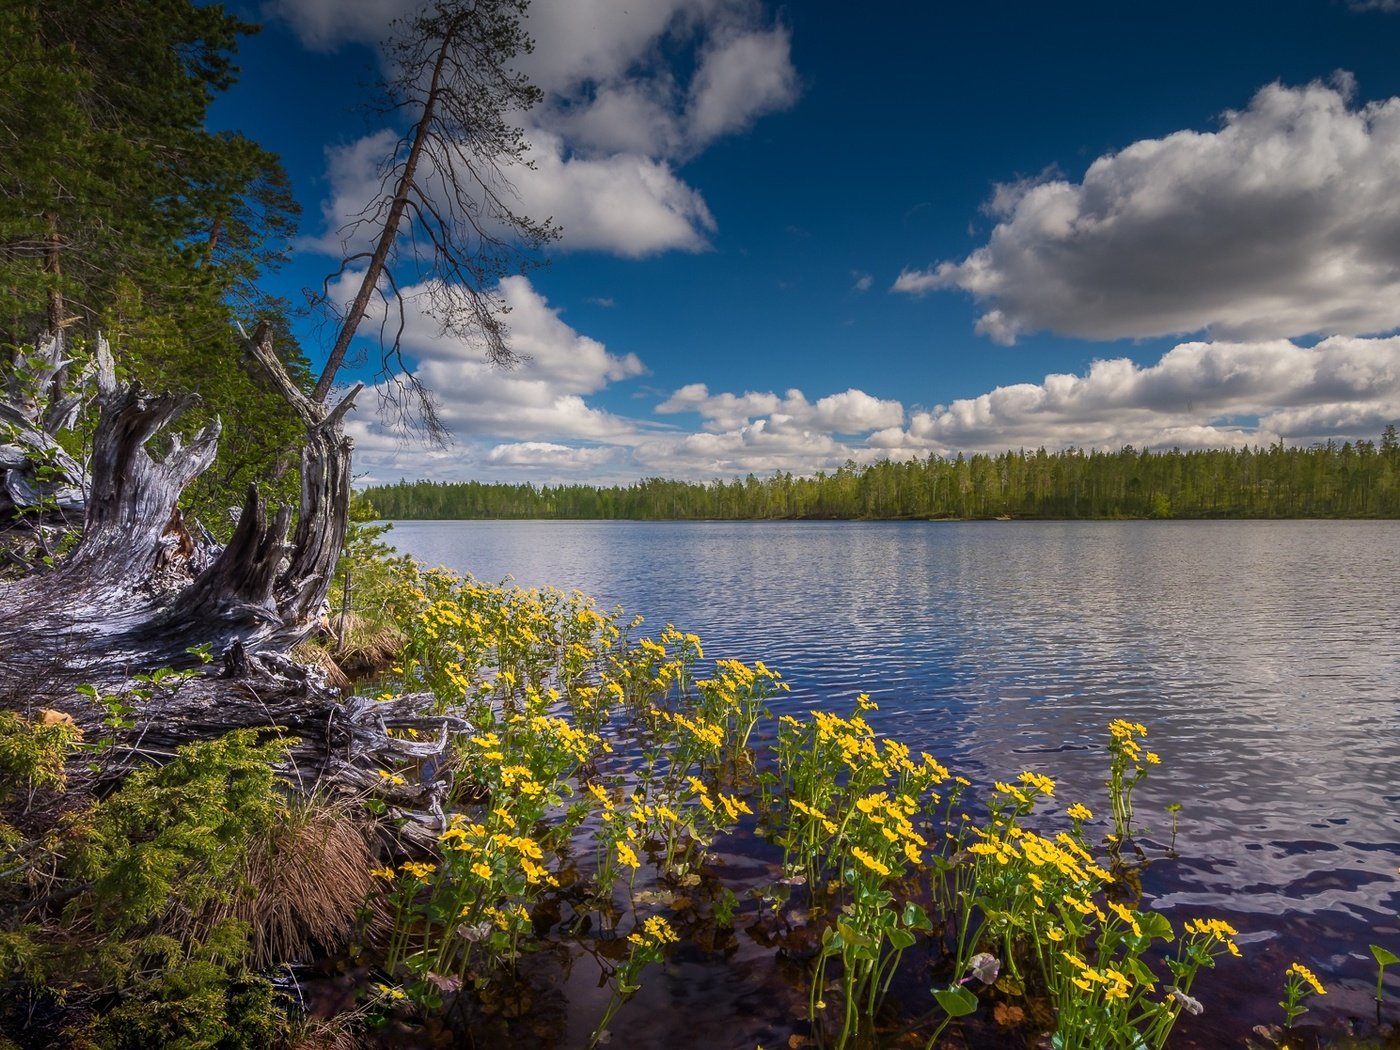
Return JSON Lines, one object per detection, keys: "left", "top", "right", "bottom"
{"left": 385, "top": 519, "right": 1400, "bottom": 1044}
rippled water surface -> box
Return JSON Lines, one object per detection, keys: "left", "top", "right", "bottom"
{"left": 385, "top": 519, "right": 1400, "bottom": 1042}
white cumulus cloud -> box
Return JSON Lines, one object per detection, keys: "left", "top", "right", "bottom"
{"left": 486, "top": 442, "right": 622, "bottom": 469}
{"left": 657, "top": 384, "right": 905, "bottom": 434}
{"left": 897, "top": 76, "right": 1400, "bottom": 345}
{"left": 509, "top": 132, "right": 716, "bottom": 256}
{"left": 261, "top": 0, "right": 418, "bottom": 51}
{"left": 894, "top": 336, "right": 1400, "bottom": 453}
{"left": 341, "top": 275, "right": 651, "bottom": 482}
{"left": 684, "top": 24, "right": 799, "bottom": 148}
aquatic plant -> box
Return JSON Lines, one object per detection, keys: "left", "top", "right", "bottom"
{"left": 356, "top": 568, "right": 1269, "bottom": 1049}
{"left": 1281, "top": 960, "right": 1327, "bottom": 1028}
{"left": 1373, "top": 943, "right": 1399, "bottom": 1012}
{"left": 1105, "top": 718, "right": 1158, "bottom": 846}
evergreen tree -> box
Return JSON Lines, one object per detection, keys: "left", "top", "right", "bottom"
{"left": 0, "top": 0, "right": 307, "bottom": 528}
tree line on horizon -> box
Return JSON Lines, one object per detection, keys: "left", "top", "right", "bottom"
{"left": 362, "top": 430, "right": 1400, "bottom": 520}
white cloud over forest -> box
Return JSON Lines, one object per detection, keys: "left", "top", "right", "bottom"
{"left": 892, "top": 336, "right": 1400, "bottom": 454}
{"left": 657, "top": 384, "right": 904, "bottom": 433}
{"left": 343, "top": 274, "right": 1400, "bottom": 485}
{"left": 896, "top": 76, "right": 1400, "bottom": 345}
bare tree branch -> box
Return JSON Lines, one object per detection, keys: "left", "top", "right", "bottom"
{"left": 308, "top": 0, "right": 558, "bottom": 441}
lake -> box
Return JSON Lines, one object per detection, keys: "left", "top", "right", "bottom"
{"left": 383, "top": 518, "right": 1400, "bottom": 1044}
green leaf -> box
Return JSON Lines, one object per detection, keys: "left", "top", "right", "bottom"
{"left": 836, "top": 921, "right": 874, "bottom": 949}
{"left": 1124, "top": 956, "right": 1158, "bottom": 989}
{"left": 1371, "top": 944, "right": 1400, "bottom": 967}
{"left": 888, "top": 928, "right": 916, "bottom": 950}
{"left": 902, "top": 901, "right": 933, "bottom": 931}
{"left": 933, "top": 984, "right": 979, "bottom": 1017}
{"left": 1138, "top": 911, "right": 1174, "bottom": 943}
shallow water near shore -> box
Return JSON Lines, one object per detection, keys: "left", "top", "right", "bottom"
{"left": 383, "top": 518, "right": 1400, "bottom": 1045}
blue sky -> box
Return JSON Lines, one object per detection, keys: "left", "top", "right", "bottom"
{"left": 214, "top": 0, "right": 1400, "bottom": 485}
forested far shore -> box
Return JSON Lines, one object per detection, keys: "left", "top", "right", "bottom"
{"left": 364, "top": 431, "right": 1400, "bottom": 520}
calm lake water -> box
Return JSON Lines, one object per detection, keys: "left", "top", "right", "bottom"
{"left": 384, "top": 519, "right": 1400, "bottom": 1045}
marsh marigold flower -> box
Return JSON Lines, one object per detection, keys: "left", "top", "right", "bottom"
{"left": 851, "top": 846, "right": 891, "bottom": 877}
{"left": 1287, "top": 962, "right": 1327, "bottom": 996}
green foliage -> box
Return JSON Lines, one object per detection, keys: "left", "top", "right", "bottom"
{"left": 70, "top": 730, "right": 289, "bottom": 936}
{"left": 0, "top": 710, "right": 80, "bottom": 805}
{"left": 0, "top": 0, "right": 310, "bottom": 529}
{"left": 0, "top": 717, "right": 294, "bottom": 1047}
{"left": 86, "top": 934, "right": 285, "bottom": 1050}
{"left": 363, "top": 431, "right": 1400, "bottom": 521}
{"left": 0, "top": 0, "right": 297, "bottom": 342}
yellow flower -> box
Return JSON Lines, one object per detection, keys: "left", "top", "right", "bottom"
{"left": 373, "top": 981, "right": 408, "bottom": 1002}
{"left": 851, "top": 846, "right": 891, "bottom": 877}
{"left": 520, "top": 857, "right": 554, "bottom": 884}
{"left": 369, "top": 866, "right": 396, "bottom": 881}
{"left": 617, "top": 842, "right": 640, "bottom": 869}
{"left": 1107, "top": 900, "right": 1142, "bottom": 937}
{"left": 1287, "top": 962, "right": 1326, "bottom": 996}
{"left": 1019, "top": 770, "right": 1056, "bottom": 796}
{"left": 643, "top": 915, "right": 678, "bottom": 944}
{"left": 399, "top": 860, "right": 437, "bottom": 879}
{"left": 1066, "top": 802, "right": 1093, "bottom": 821}
{"left": 719, "top": 793, "right": 753, "bottom": 821}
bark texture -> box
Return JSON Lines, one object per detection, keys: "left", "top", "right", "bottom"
{"left": 0, "top": 326, "right": 464, "bottom": 840}
{"left": 0, "top": 324, "right": 356, "bottom": 671}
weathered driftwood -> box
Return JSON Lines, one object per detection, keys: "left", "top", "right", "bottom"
{"left": 0, "top": 325, "right": 466, "bottom": 840}
{"left": 0, "top": 323, "right": 357, "bottom": 671}
{"left": 80, "top": 650, "right": 472, "bottom": 846}
{"left": 0, "top": 333, "right": 87, "bottom": 528}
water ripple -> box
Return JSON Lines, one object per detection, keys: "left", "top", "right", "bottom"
{"left": 388, "top": 519, "right": 1400, "bottom": 1015}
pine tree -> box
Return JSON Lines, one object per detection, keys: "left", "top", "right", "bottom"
{"left": 0, "top": 0, "right": 307, "bottom": 527}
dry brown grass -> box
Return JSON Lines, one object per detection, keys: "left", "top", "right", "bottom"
{"left": 328, "top": 612, "right": 406, "bottom": 676}
{"left": 292, "top": 612, "right": 406, "bottom": 690}
{"left": 210, "top": 796, "right": 385, "bottom": 969}
{"left": 283, "top": 1016, "right": 372, "bottom": 1050}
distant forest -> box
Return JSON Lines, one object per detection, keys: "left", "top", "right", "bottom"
{"left": 363, "top": 430, "right": 1400, "bottom": 520}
